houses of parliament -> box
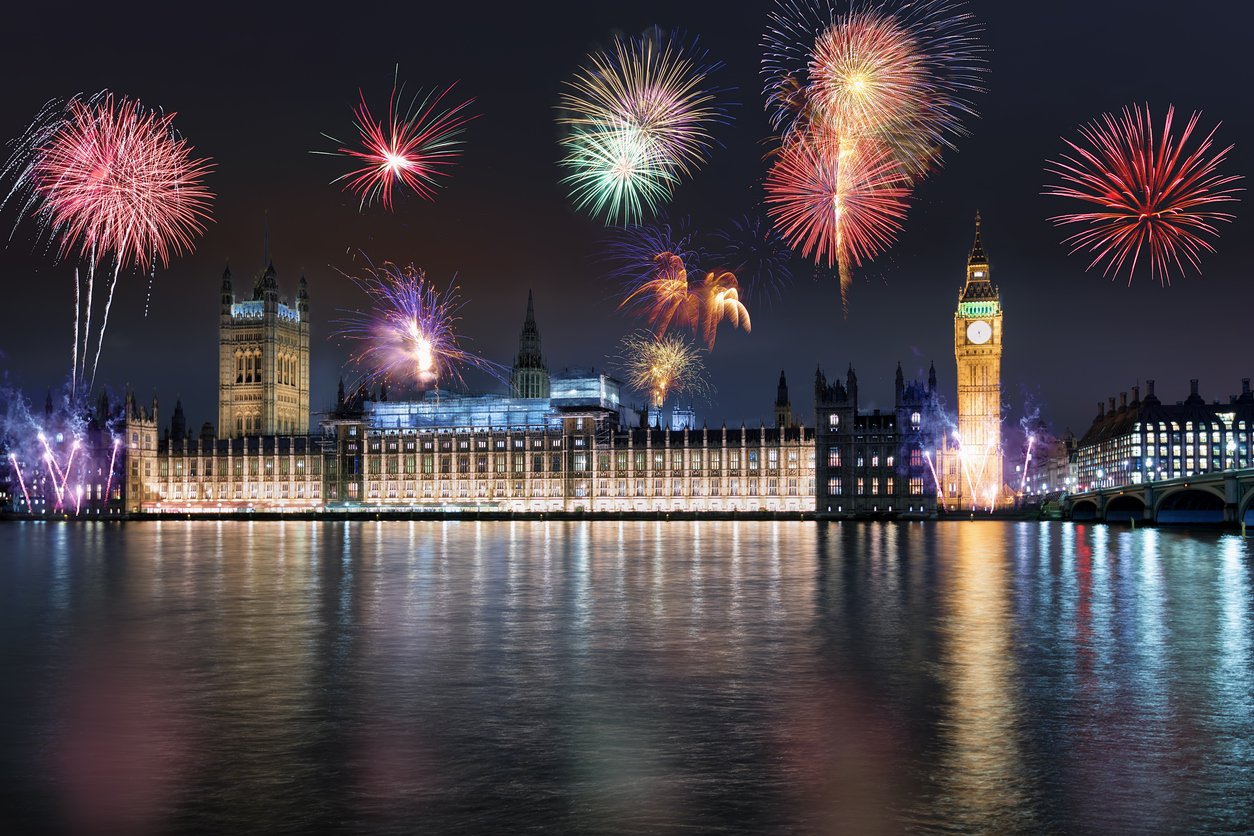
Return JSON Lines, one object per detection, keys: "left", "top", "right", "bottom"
{"left": 3, "top": 220, "right": 1006, "bottom": 518}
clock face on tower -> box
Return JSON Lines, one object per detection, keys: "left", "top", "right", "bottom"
{"left": 966, "top": 320, "right": 992, "bottom": 345}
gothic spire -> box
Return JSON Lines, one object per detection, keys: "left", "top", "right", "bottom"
{"left": 968, "top": 211, "right": 987, "bottom": 267}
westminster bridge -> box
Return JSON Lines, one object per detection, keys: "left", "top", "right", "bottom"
{"left": 1062, "top": 467, "right": 1254, "bottom": 527}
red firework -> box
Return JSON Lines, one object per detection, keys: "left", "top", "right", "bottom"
{"left": 328, "top": 81, "right": 476, "bottom": 211}
{"left": 1045, "top": 104, "right": 1242, "bottom": 285}
{"left": 34, "top": 93, "right": 214, "bottom": 271}
{"left": 765, "top": 133, "right": 910, "bottom": 303}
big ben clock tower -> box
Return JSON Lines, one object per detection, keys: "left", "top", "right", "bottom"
{"left": 953, "top": 213, "right": 1003, "bottom": 508}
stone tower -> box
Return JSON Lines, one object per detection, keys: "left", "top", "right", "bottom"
{"left": 218, "top": 249, "right": 311, "bottom": 438}
{"left": 774, "top": 370, "right": 793, "bottom": 429}
{"left": 510, "top": 290, "right": 549, "bottom": 399}
{"left": 952, "top": 213, "right": 1003, "bottom": 507}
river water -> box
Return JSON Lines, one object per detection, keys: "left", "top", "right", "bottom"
{"left": 0, "top": 521, "right": 1250, "bottom": 834}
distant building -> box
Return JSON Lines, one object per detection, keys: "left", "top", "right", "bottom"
{"left": 1072, "top": 379, "right": 1254, "bottom": 491}
{"left": 813, "top": 362, "right": 942, "bottom": 518}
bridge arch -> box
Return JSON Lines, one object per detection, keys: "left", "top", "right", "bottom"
{"left": 1071, "top": 498, "right": 1099, "bottom": 521}
{"left": 1240, "top": 486, "right": 1254, "bottom": 526}
{"left": 1154, "top": 487, "right": 1226, "bottom": 525}
{"left": 1104, "top": 493, "right": 1146, "bottom": 522}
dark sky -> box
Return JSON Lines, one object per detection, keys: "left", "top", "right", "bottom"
{"left": 0, "top": 0, "right": 1249, "bottom": 439}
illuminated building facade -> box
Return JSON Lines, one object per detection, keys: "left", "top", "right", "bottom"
{"left": 218, "top": 257, "right": 311, "bottom": 438}
{"left": 939, "top": 214, "right": 1006, "bottom": 510}
{"left": 105, "top": 278, "right": 816, "bottom": 515}
{"left": 1072, "top": 379, "right": 1254, "bottom": 491}
{"left": 814, "top": 363, "right": 942, "bottom": 518}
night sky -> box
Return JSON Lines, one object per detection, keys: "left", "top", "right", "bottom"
{"left": 0, "top": 0, "right": 1249, "bottom": 440}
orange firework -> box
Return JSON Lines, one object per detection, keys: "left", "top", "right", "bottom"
{"left": 619, "top": 251, "right": 699, "bottom": 335}
{"left": 696, "top": 270, "right": 750, "bottom": 349}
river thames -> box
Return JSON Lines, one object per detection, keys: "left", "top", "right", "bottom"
{"left": 0, "top": 521, "right": 1250, "bottom": 833}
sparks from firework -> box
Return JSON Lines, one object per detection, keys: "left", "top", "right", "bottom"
{"left": 3, "top": 92, "right": 213, "bottom": 396}
{"left": 1044, "top": 104, "right": 1242, "bottom": 285}
{"left": 696, "top": 270, "right": 751, "bottom": 349}
{"left": 8, "top": 453, "right": 32, "bottom": 511}
{"left": 712, "top": 213, "right": 795, "bottom": 304}
{"left": 765, "top": 132, "right": 910, "bottom": 308}
{"left": 335, "top": 258, "right": 499, "bottom": 392}
{"left": 618, "top": 331, "right": 709, "bottom": 408}
{"left": 923, "top": 448, "right": 946, "bottom": 511}
{"left": 318, "top": 71, "right": 476, "bottom": 212}
{"left": 763, "top": 0, "right": 986, "bottom": 179}
{"left": 559, "top": 29, "right": 730, "bottom": 224}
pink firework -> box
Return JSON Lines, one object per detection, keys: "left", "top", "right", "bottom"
{"left": 764, "top": 133, "right": 910, "bottom": 306}
{"left": 324, "top": 79, "right": 476, "bottom": 211}
{"left": 23, "top": 91, "right": 212, "bottom": 394}
{"left": 1045, "top": 104, "right": 1242, "bottom": 285}
{"left": 34, "top": 93, "right": 214, "bottom": 273}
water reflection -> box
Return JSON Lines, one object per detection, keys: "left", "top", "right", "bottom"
{"left": 0, "top": 521, "right": 1249, "bottom": 833}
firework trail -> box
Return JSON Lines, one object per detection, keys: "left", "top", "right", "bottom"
{"left": 3, "top": 92, "right": 213, "bottom": 395}
{"left": 764, "top": 132, "right": 909, "bottom": 308}
{"left": 1, "top": 381, "right": 122, "bottom": 515}
{"left": 335, "top": 257, "right": 501, "bottom": 392}
{"left": 1044, "top": 104, "right": 1242, "bottom": 285}
{"left": 617, "top": 331, "right": 710, "bottom": 408}
{"left": 712, "top": 213, "right": 795, "bottom": 304}
{"left": 318, "top": 70, "right": 477, "bottom": 211}
{"left": 559, "top": 28, "right": 731, "bottom": 225}
{"left": 696, "top": 270, "right": 751, "bottom": 349}
{"left": 761, "top": 0, "right": 985, "bottom": 306}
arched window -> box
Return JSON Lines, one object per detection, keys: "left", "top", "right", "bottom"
{"left": 911, "top": 411, "right": 921, "bottom": 430}
{"left": 236, "top": 352, "right": 244, "bottom": 383}
{"left": 255, "top": 351, "right": 262, "bottom": 383}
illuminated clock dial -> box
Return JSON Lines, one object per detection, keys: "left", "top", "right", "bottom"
{"left": 967, "top": 320, "right": 992, "bottom": 345}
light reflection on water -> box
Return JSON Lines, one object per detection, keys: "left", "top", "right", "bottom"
{"left": 0, "top": 521, "right": 1250, "bottom": 833}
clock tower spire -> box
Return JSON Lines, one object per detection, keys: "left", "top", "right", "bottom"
{"left": 951, "top": 212, "right": 1003, "bottom": 509}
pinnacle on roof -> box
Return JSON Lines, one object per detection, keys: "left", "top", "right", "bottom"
{"left": 968, "top": 211, "right": 987, "bottom": 267}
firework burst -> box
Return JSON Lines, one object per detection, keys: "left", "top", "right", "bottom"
{"left": 3, "top": 92, "right": 213, "bottom": 395}
{"left": 763, "top": 0, "right": 986, "bottom": 178}
{"left": 559, "top": 29, "right": 731, "bottom": 224}
{"left": 335, "top": 258, "right": 499, "bottom": 391}
{"left": 617, "top": 331, "right": 710, "bottom": 408}
{"left": 713, "top": 213, "right": 795, "bottom": 303}
{"left": 319, "top": 73, "right": 476, "bottom": 211}
{"left": 764, "top": 133, "right": 910, "bottom": 305}
{"left": 604, "top": 216, "right": 705, "bottom": 290}
{"left": 761, "top": 0, "right": 985, "bottom": 307}
{"left": 1044, "top": 104, "right": 1242, "bottom": 285}
{"left": 619, "top": 251, "right": 699, "bottom": 335}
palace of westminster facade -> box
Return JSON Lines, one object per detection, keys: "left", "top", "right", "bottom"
{"left": 4, "top": 222, "right": 1007, "bottom": 518}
